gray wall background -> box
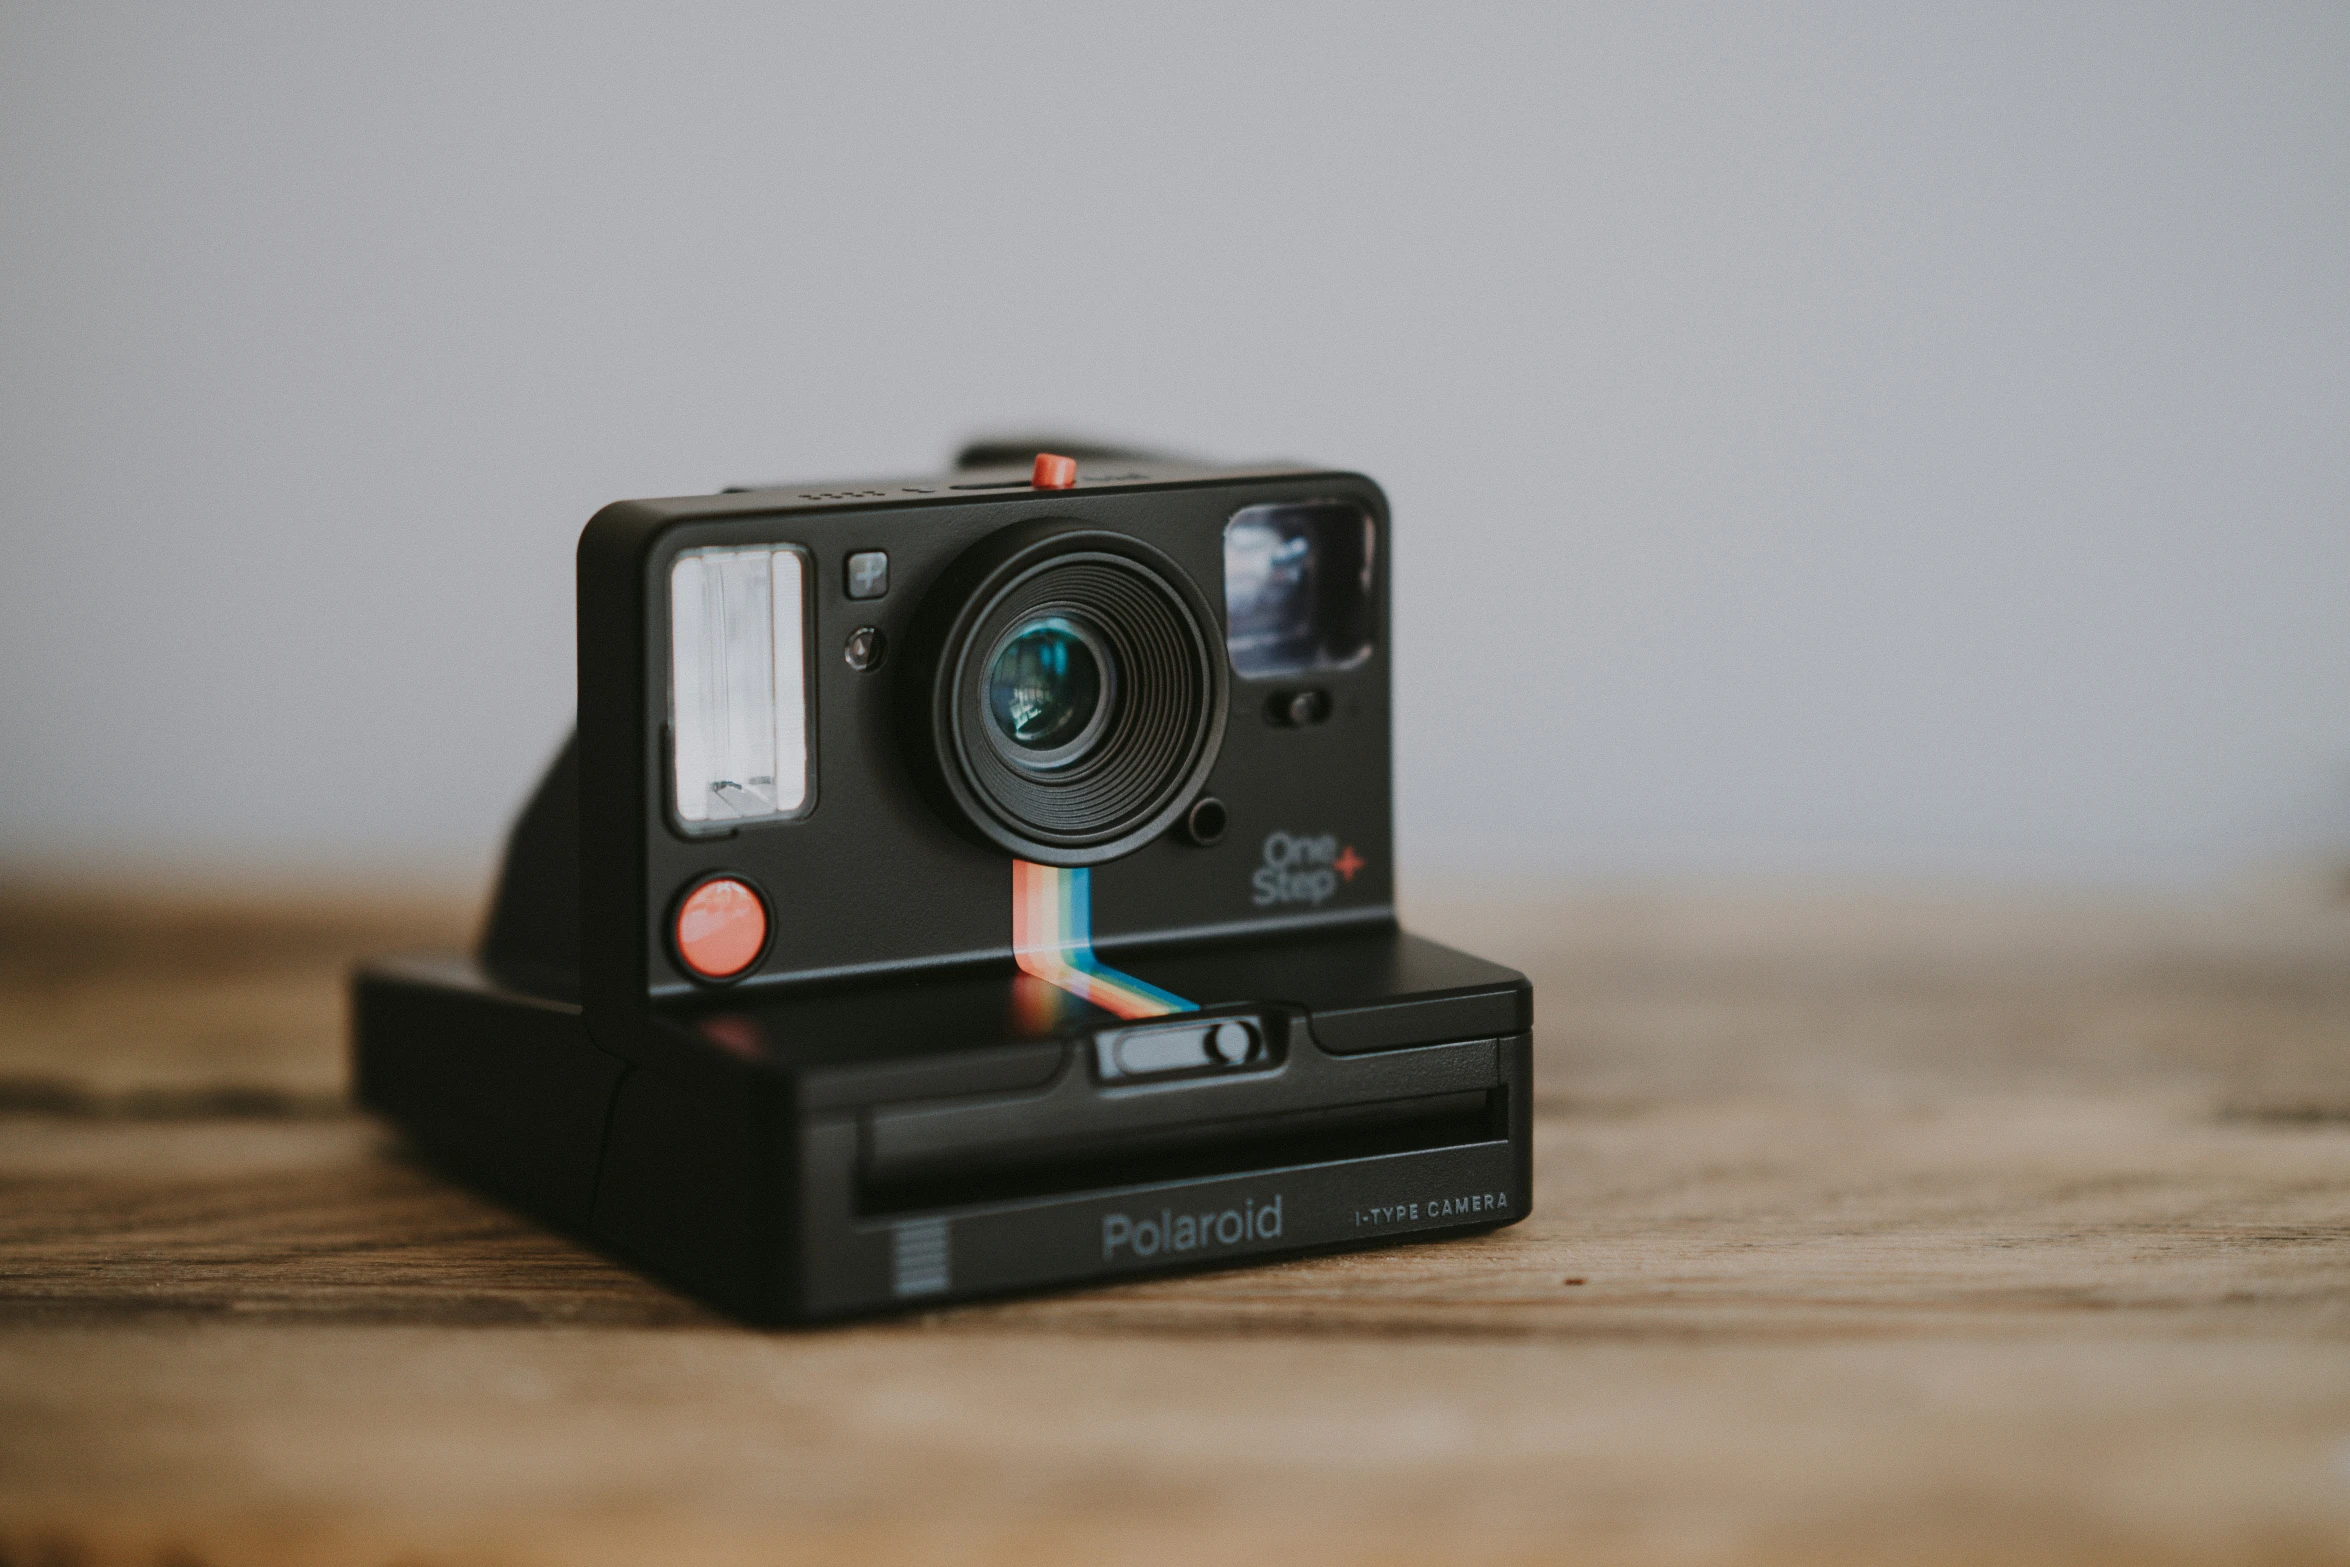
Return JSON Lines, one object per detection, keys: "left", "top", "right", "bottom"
{"left": 3, "top": 4, "right": 2344, "bottom": 888}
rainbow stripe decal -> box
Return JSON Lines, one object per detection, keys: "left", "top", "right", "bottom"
{"left": 1012, "top": 860, "right": 1197, "bottom": 1021}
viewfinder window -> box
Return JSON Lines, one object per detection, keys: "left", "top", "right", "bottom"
{"left": 669, "top": 545, "right": 810, "bottom": 826}
{"left": 1222, "top": 501, "right": 1376, "bottom": 679}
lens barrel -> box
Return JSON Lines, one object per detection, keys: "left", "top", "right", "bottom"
{"left": 903, "top": 524, "right": 1229, "bottom": 865}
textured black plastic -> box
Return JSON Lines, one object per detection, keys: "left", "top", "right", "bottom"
{"left": 351, "top": 955, "right": 619, "bottom": 1232}
{"left": 479, "top": 734, "right": 580, "bottom": 998}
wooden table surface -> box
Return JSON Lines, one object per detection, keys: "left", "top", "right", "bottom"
{"left": 3, "top": 880, "right": 2347, "bottom": 1565}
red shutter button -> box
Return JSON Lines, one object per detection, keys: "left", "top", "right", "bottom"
{"left": 674, "top": 877, "right": 768, "bottom": 980}
{"left": 1032, "top": 452, "right": 1078, "bottom": 489}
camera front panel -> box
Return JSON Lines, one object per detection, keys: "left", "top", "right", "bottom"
{"left": 578, "top": 466, "right": 1395, "bottom": 1007}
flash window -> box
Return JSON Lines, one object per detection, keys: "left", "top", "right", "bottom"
{"left": 669, "top": 544, "right": 812, "bottom": 826}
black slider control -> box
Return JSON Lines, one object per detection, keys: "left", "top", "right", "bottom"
{"left": 1095, "top": 1018, "right": 1265, "bottom": 1081}
{"left": 1266, "top": 689, "right": 1331, "bottom": 728}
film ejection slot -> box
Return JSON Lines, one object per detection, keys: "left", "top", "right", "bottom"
{"left": 1095, "top": 1018, "right": 1265, "bottom": 1082}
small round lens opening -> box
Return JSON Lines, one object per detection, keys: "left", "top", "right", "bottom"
{"left": 984, "top": 616, "right": 1113, "bottom": 768}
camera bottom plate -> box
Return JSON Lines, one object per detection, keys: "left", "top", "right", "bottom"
{"left": 353, "top": 928, "right": 1533, "bottom": 1323}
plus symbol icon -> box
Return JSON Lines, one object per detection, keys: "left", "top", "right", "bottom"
{"left": 1333, "top": 845, "right": 1365, "bottom": 882}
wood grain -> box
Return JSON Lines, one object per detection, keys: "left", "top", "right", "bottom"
{"left": 0, "top": 885, "right": 468, "bottom": 1114}
{"left": 2, "top": 881, "right": 2348, "bottom": 1565}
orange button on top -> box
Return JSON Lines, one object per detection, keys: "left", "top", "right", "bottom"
{"left": 1031, "top": 452, "right": 1078, "bottom": 489}
{"left": 674, "top": 877, "right": 768, "bottom": 980}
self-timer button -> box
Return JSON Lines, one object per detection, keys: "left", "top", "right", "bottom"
{"left": 844, "top": 625, "right": 887, "bottom": 671}
{"left": 674, "top": 877, "right": 769, "bottom": 981}
{"left": 1267, "top": 689, "right": 1331, "bottom": 727}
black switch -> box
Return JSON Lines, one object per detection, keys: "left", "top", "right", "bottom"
{"left": 1267, "top": 689, "right": 1331, "bottom": 727}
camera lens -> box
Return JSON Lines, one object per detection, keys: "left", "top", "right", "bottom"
{"left": 904, "top": 525, "right": 1230, "bottom": 864}
{"left": 983, "top": 616, "right": 1113, "bottom": 767}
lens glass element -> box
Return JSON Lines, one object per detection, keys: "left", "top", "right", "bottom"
{"left": 985, "top": 617, "right": 1109, "bottom": 764}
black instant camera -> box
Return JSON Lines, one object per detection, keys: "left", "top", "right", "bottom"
{"left": 354, "top": 442, "right": 1533, "bottom": 1323}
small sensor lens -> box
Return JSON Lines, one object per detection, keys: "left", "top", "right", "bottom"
{"left": 984, "top": 617, "right": 1112, "bottom": 766}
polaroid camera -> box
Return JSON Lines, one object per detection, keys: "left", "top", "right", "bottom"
{"left": 353, "top": 441, "right": 1533, "bottom": 1323}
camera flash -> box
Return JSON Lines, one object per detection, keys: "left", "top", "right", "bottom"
{"left": 670, "top": 545, "right": 810, "bottom": 825}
